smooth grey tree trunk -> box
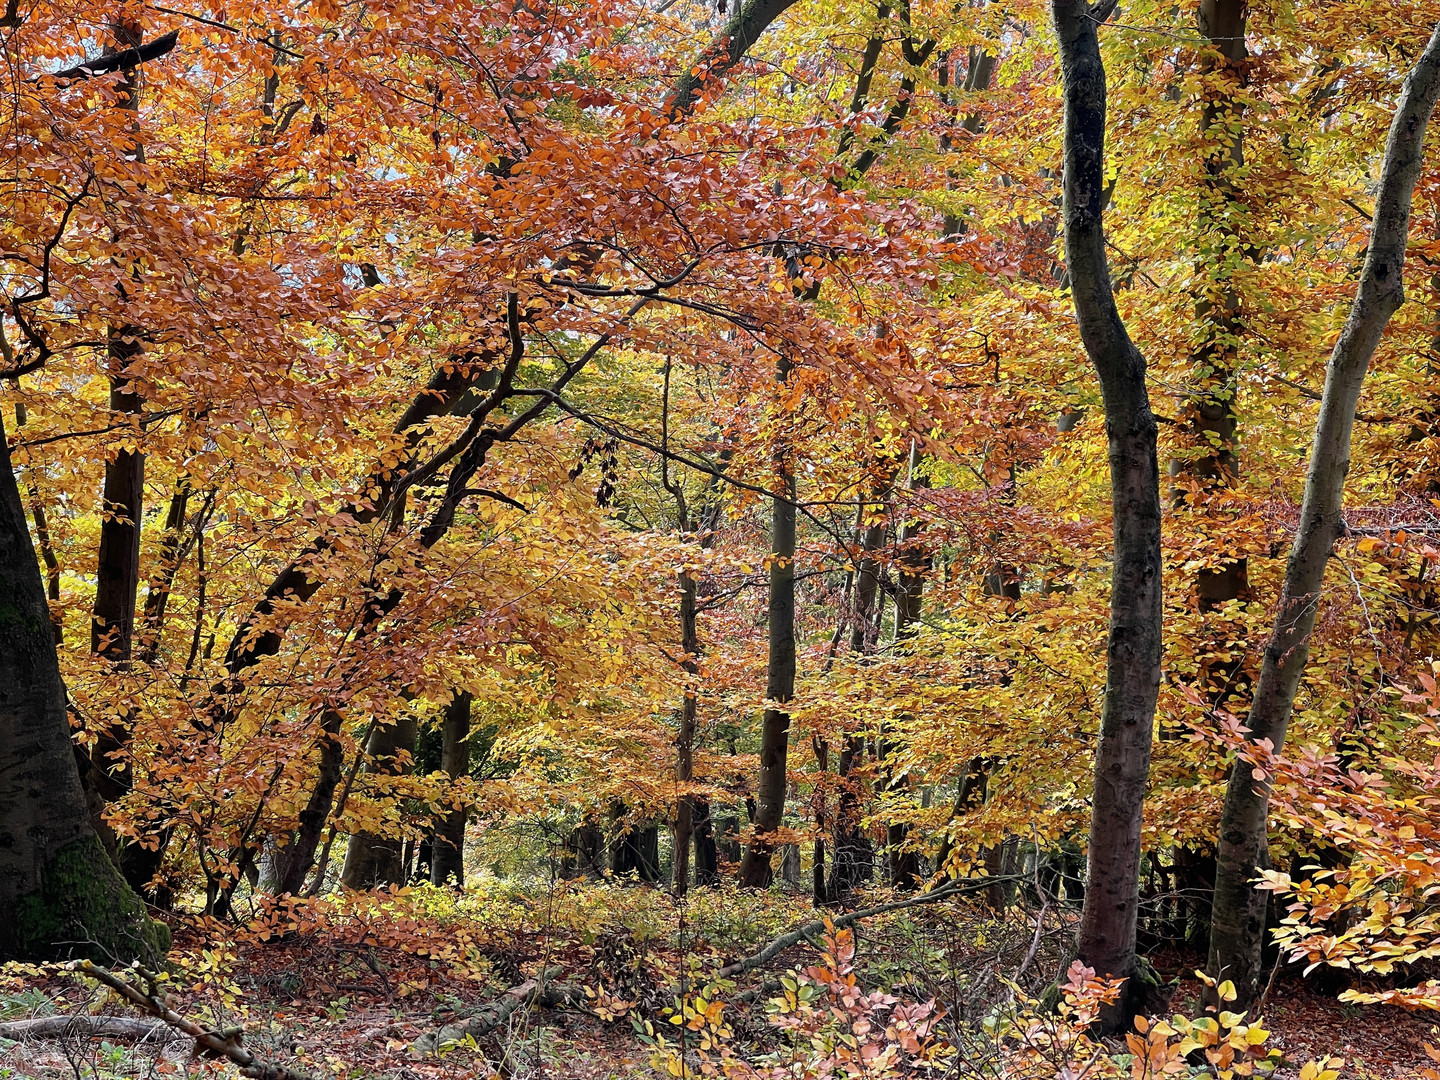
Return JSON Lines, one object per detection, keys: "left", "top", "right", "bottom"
{"left": 1052, "top": 0, "right": 1165, "bottom": 1031}
{"left": 1207, "top": 19, "right": 1440, "bottom": 1012}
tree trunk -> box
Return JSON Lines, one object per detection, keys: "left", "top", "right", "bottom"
{"left": 340, "top": 715, "right": 419, "bottom": 889}
{"left": 1172, "top": 0, "right": 1250, "bottom": 527}
{"left": 12, "top": 405, "right": 63, "bottom": 644}
{"left": 672, "top": 564, "right": 700, "bottom": 893}
{"left": 1053, "top": 0, "right": 1165, "bottom": 1030}
{"left": 886, "top": 441, "right": 928, "bottom": 890}
{"left": 608, "top": 805, "right": 660, "bottom": 881}
{"left": 739, "top": 358, "right": 798, "bottom": 888}
{"left": 86, "top": 21, "right": 154, "bottom": 898}
{"left": 276, "top": 710, "right": 348, "bottom": 896}
{"left": 136, "top": 479, "right": 195, "bottom": 663}
{"left": 0, "top": 406, "right": 168, "bottom": 964}
{"left": 693, "top": 799, "right": 719, "bottom": 885}
{"left": 781, "top": 842, "right": 800, "bottom": 888}
{"left": 1163, "top": 0, "right": 1251, "bottom": 957}
{"left": 91, "top": 16, "right": 146, "bottom": 672}
{"left": 1207, "top": 19, "right": 1440, "bottom": 1012}
{"left": 431, "top": 692, "right": 471, "bottom": 887}
{"left": 562, "top": 821, "right": 606, "bottom": 879}
{"left": 828, "top": 503, "right": 885, "bottom": 900}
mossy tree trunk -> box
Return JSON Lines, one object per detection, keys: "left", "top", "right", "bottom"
{"left": 0, "top": 407, "right": 168, "bottom": 964}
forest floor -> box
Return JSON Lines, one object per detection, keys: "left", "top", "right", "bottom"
{"left": 1, "top": 879, "right": 1436, "bottom": 1079}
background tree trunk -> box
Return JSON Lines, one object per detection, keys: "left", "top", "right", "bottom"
{"left": 1207, "top": 19, "right": 1440, "bottom": 1011}
{"left": 340, "top": 715, "right": 419, "bottom": 889}
{"left": 430, "top": 692, "right": 471, "bottom": 887}
{"left": 85, "top": 19, "right": 157, "bottom": 900}
{"left": 672, "top": 568, "right": 700, "bottom": 893}
{"left": 739, "top": 356, "right": 797, "bottom": 887}
{"left": 1160, "top": 0, "right": 1251, "bottom": 958}
{"left": 827, "top": 495, "right": 885, "bottom": 899}
{"left": 885, "top": 441, "right": 928, "bottom": 889}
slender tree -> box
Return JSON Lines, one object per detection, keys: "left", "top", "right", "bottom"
{"left": 1052, "top": 0, "right": 1165, "bottom": 1029}
{"left": 827, "top": 480, "right": 887, "bottom": 899}
{"left": 739, "top": 356, "right": 798, "bottom": 887}
{"left": 1207, "top": 18, "right": 1440, "bottom": 1012}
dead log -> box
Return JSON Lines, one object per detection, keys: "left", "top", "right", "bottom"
{"left": 412, "top": 967, "right": 585, "bottom": 1055}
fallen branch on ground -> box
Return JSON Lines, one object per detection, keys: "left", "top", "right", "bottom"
{"left": 78, "top": 960, "right": 315, "bottom": 1080}
{"left": 717, "top": 875, "right": 1027, "bottom": 980}
{"left": 0, "top": 1015, "right": 174, "bottom": 1042}
{"left": 412, "top": 966, "right": 586, "bottom": 1055}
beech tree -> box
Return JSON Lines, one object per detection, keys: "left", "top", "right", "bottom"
{"left": 1052, "top": 0, "right": 1164, "bottom": 1028}
{"left": 1207, "top": 17, "right": 1440, "bottom": 1012}
{"left": 0, "top": 391, "right": 168, "bottom": 963}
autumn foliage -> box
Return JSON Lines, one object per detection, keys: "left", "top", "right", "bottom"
{"left": 5, "top": 0, "right": 1440, "bottom": 1074}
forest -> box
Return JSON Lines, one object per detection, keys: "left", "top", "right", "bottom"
{"left": 2, "top": 0, "right": 1440, "bottom": 1075}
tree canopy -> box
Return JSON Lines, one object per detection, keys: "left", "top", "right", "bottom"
{"left": 5, "top": 0, "right": 1440, "bottom": 1075}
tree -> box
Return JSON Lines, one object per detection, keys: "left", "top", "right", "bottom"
{"left": 1051, "top": 0, "right": 1164, "bottom": 1029}
{"left": 1207, "top": 18, "right": 1440, "bottom": 1012}
{"left": 738, "top": 355, "right": 798, "bottom": 888}
{"left": 0, "top": 406, "right": 168, "bottom": 963}
{"left": 430, "top": 692, "right": 473, "bottom": 888}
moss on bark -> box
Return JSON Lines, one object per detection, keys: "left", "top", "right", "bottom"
{"left": 12, "top": 834, "right": 169, "bottom": 965}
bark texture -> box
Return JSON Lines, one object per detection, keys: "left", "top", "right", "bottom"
{"left": 430, "top": 691, "right": 471, "bottom": 887}
{"left": 1053, "top": 0, "right": 1165, "bottom": 1030}
{"left": 1207, "top": 19, "right": 1440, "bottom": 1012}
{"left": 739, "top": 358, "right": 797, "bottom": 887}
{"left": 0, "top": 407, "right": 168, "bottom": 964}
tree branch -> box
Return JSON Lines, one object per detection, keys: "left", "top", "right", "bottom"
{"left": 77, "top": 961, "right": 315, "bottom": 1080}
{"left": 716, "top": 875, "right": 1023, "bottom": 979}
{"left": 47, "top": 31, "right": 179, "bottom": 82}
